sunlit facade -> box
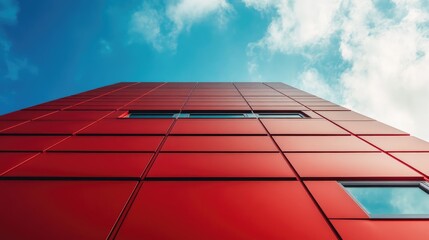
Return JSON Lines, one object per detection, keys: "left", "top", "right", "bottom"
{"left": 1, "top": 82, "right": 429, "bottom": 239}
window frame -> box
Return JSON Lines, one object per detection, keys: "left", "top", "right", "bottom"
{"left": 255, "top": 112, "right": 308, "bottom": 119}
{"left": 340, "top": 181, "right": 429, "bottom": 219}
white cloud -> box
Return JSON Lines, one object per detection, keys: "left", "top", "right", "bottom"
{"left": 245, "top": 0, "right": 429, "bottom": 140}
{"left": 130, "top": 0, "right": 232, "bottom": 51}
{"left": 340, "top": 0, "right": 429, "bottom": 140}
{"left": 244, "top": 0, "right": 342, "bottom": 53}
{"left": 299, "top": 68, "right": 338, "bottom": 102}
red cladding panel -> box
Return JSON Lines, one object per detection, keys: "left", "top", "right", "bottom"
{"left": 0, "top": 136, "right": 68, "bottom": 152}
{"left": 392, "top": 153, "right": 429, "bottom": 177}
{"left": 36, "top": 110, "right": 111, "bottom": 121}
{"left": 0, "top": 181, "right": 136, "bottom": 240}
{"left": 332, "top": 220, "right": 429, "bottom": 240}
{"left": 78, "top": 119, "right": 173, "bottom": 135}
{"left": 361, "top": 136, "right": 429, "bottom": 152}
{"left": 3, "top": 121, "right": 93, "bottom": 134}
{"left": 162, "top": 136, "right": 278, "bottom": 152}
{"left": 6, "top": 153, "right": 153, "bottom": 178}
{"left": 49, "top": 136, "right": 163, "bottom": 152}
{"left": 305, "top": 181, "right": 368, "bottom": 219}
{"left": 0, "top": 121, "right": 24, "bottom": 131}
{"left": 286, "top": 153, "right": 421, "bottom": 179}
{"left": 0, "top": 110, "right": 54, "bottom": 120}
{"left": 334, "top": 120, "right": 408, "bottom": 135}
{"left": 147, "top": 153, "right": 295, "bottom": 178}
{"left": 262, "top": 119, "right": 349, "bottom": 135}
{"left": 316, "top": 110, "right": 373, "bottom": 120}
{"left": 171, "top": 119, "right": 266, "bottom": 135}
{"left": 0, "top": 153, "right": 38, "bottom": 174}
{"left": 116, "top": 181, "right": 336, "bottom": 240}
{"left": 274, "top": 136, "right": 378, "bottom": 152}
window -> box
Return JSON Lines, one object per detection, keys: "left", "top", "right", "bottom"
{"left": 182, "top": 113, "right": 256, "bottom": 119}
{"left": 256, "top": 112, "right": 306, "bottom": 118}
{"left": 127, "top": 112, "right": 178, "bottom": 118}
{"left": 341, "top": 181, "right": 429, "bottom": 218}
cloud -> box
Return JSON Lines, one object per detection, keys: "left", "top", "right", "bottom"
{"left": 243, "top": 0, "right": 342, "bottom": 53}
{"left": 245, "top": 0, "right": 429, "bottom": 141}
{"left": 130, "top": 0, "right": 233, "bottom": 51}
{"left": 299, "top": 68, "right": 338, "bottom": 102}
{"left": 0, "top": 0, "right": 38, "bottom": 81}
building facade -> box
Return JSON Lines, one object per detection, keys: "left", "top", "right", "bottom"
{"left": 0, "top": 82, "right": 429, "bottom": 239}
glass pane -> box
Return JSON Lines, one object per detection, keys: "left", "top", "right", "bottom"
{"left": 129, "top": 113, "right": 175, "bottom": 118}
{"left": 257, "top": 113, "right": 303, "bottom": 118}
{"left": 188, "top": 113, "right": 246, "bottom": 119}
{"left": 345, "top": 186, "right": 429, "bottom": 215}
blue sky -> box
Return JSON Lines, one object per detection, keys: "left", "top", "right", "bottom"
{"left": 1, "top": 0, "right": 429, "bottom": 140}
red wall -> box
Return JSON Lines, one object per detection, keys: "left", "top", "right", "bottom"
{"left": 1, "top": 82, "right": 429, "bottom": 239}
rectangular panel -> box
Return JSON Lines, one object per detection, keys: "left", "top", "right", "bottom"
{"left": 49, "top": 136, "right": 163, "bottom": 152}
{"left": 0, "top": 110, "right": 54, "bottom": 120}
{"left": 6, "top": 153, "right": 153, "bottom": 178}
{"left": 0, "top": 136, "right": 68, "bottom": 152}
{"left": 316, "top": 111, "right": 373, "bottom": 120}
{"left": 0, "top": 153, "right": 38, "bottom": 174}
{"left": 162, "top": 136, "right": 278, "bottom": 152}
{"left": 0, "top": 181, "right": 136, "bottom": 239}
{"left": 392, "top": 153, "right": 429, "bottom": 177}
{"left": 147, "top": 153, "right": 295, "bottom": 178}
{"left": 286, "top": 153, "right": 421, "bottom": 179}
{"left": 116, "top": 181, "right": 336, "bottom": 240}
{"left": 262, "top": 119, "right": 349, "bottom": 135}
{"left": 78, "top": 119, "right": 173, "bottom": 135}
{"left": 171, "top": 119, "right": 266, "bottom": 135}
{"left": 335, "top": 121, "right": 408, "bottom": 135}
{"left": 3, "top": 121, "right": 93, "bottom": 135}
{"left": 332, "top": 220, "right": 429, "bottom": 240}
{"left": 305, "top": 181, "right": 368, "bottom": 218}
{"left": 36, "top": 110, "right": 111, "bottom": 121}
{"left": 274, "top": 136, "right": 378, "bottom": 152}
{"left": 361, "top": 136, "right": 429, "bottom": 152}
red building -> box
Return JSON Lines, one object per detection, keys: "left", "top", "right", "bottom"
{"left": 1, "top": 82, "right": 429, "bottom": 239}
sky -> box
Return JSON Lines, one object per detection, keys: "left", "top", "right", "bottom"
{"left": 1, "top": 0, "right": 429, "bottom": 140}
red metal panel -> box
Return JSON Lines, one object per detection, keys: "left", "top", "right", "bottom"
{"left": 361, "top": 136, "right": 429, "bottom": 152}
{"left": 274, "top": 136, "right": 378, "bottom": 152}
{"left": 78, "top": 119, "right": 173, "bottom": 135}
{"left": 335, "top": 120, "right": 408, "bottom": 135}
{"left": 305, "top": 181, "right": 368, "bottom": 218}
{"left": 252, "top": 106, "right": 308, "bottom": 111}
{"left": 0, "top": 121, "right": 24, "bottom": 131}
{"left": 0, "top": 180, "right": 136, "bottom": 239}
{"left": 6, "top": 153, "right": 153, "bottom": 178}
{"left": 262, "top": 119, "right": 349, "bottom": 135}
{"left": 392, "top": 153, "right": 429, "bottom": 177}
{"left": 162, "top": 136, "right": 278, "bottom": 152}
{"left": 0, "top": 136, "right": 67, "bottom": 152}
{"left": 171, "top": 119, "right": 266, "bottom": 135}
{"left": 0, "top": 153, "right": 38, "bottom": 174}
{"left": 49, "top": 136, "right": 163, "bottom": 152}
{"left": 332, "top": 220, "right": 429, "bottom": 240}
{"left": 116, "top": 181, "right": 336, "bottom": 239}
{"left": 0, "top": 110, "right": 54, "bottom": 120}
{"left": 316, "top": 110, "right": 373, "bottom": 120}
{"left": 147, "top": 153, "right": 295, "bottom": 178}
{"left": 36, "top": 110, "right": 111, "bottom": 121}
{"left": 3, "top": 121, "right": 93, "bottom": 134}
{"left": 286, "top": 153, "right": 421, "bottom": 178}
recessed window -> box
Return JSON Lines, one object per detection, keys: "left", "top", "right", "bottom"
{"left": 256, "top": 112, "right": 306, "bottom": 118}
{"left": 183, "top": 113, "right": 256, "bottom": 119}
{"left": 342, "top": 181, "right": 429, "bottom": 218}
{"left": 127, "top": 112, "right": 178, "bottom": 118}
